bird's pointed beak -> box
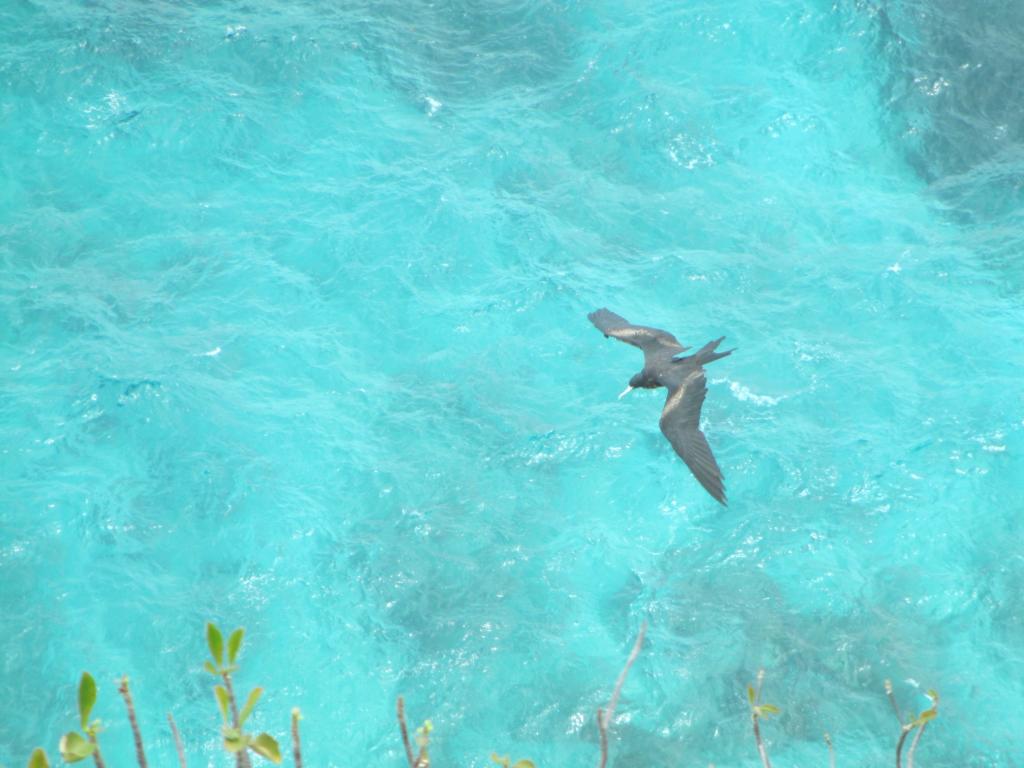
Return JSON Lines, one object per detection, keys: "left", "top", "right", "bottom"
{"left": 618, "top": 385, "right": 634, "bottom": 399}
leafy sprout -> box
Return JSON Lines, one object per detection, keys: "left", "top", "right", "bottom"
{"left": 207, "top": 627, "right": 280, "bottom": 766}
{"left": 205, "top": 624, "right": 245, "bottom": 676}
{"left": 747, "top": 678, "right": 781, "bottom": 720}
{"left": 60, "top": 673, "right": 102, "bottom": 763}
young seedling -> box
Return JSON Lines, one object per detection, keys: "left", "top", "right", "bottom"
{"left": 747, "top": 669, "right": 780, "bottom": 768}
{"left": 205, "top": 624, "right": 281, "bottom": 766}
{"left": 395, "top": 699, "right": 433, "bottom": 768}
{"left": 59, "top": 673, "right": 106, "bottom": 768}
{"left": 413, "top": 719, "right": 433, "bottom": 768}
{"left": 213, "top": 677, "right": 281, "bottom": 763}
{"left": 889, "top": 683, "right": 939, "bottom": 768}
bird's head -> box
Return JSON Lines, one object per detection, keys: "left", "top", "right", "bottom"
{"left": 619, "top": 372, "right": 656, "bottom": 398}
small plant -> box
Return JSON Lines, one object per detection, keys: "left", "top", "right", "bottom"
{"left": 413, "top": 720, "right": 433, "bottom": 768}
{"left": 396, "top": 698, "right": 433, "bottom": 768}
{"left": 59, "top": 673, "right": 105, "bottom": 768}
{"left": 204, "top": 623, "right": 245, "bottom": 679}
{"left": 205, "top": 623, "right": 281, "bottom": 765}
{"left": 20, "top": 622, "right": 945, "bottom": 768}
{"left": 887, "top": 680, "right": 939, "bottom": 768}
{"left": 747, "top": 669, "right": 780, "bottom": 768}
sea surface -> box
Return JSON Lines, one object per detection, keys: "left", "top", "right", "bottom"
{"left": 2, "top": 1, "right": 1023, "bottom": 766}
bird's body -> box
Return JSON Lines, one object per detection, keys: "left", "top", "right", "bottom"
{"left": 588, "top": 308, "right": 733, "bottom": 505}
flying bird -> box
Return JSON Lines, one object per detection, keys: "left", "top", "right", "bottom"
{"left": 588, "top": 308, "right": 734, "bottom": 505}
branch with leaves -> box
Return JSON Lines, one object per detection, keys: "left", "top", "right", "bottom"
{"left": 206, "top": 623, "right": 282, "bottom": 766}
{"left": 28, "top": 623, "right": 288, "bottom": 768}
{"left": 59, "top": 673, "right": 104, "bottom": 768}
{"left": 395, "top": 697, "right": 434, "bottom": 768}
{"left": 20, "top": 621, "right": 945, "bottom": 768}
{"left": 886, "top": 680, "right": 939, "bottom": 768}
{"left": 747, "top": 669, "right": 780, "bottom": 768}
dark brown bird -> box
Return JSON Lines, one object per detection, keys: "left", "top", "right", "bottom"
{"left": 588, "top": 308, "right": 734, "bottom": 505}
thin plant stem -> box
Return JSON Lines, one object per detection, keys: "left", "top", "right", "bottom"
{"left": 290, "top": 709, "right": 303, "bottom": 768}
{"left": 752, "top": 712, "right": 772, "bottom": 768}
{"left": 222, "top": 674, "right": 241, "bottom": 724}
{"left": 885, "top": 680, "right": 903, "bottom": 725}
{"left": 222, "top": 674, "right": 252, "bottom": 768}
{"left": 606, "top": 621, "right": 647, "bottom": 725}
{"left": 596, "top": 621, "right": 647, "bottom": 768}
{"left": 906, "top": 722, "right": 927, "bottom": 768}
{"left": 118, "top": 677, "right": 148, "bottom": 768}
{"left": 749, "top": 669, "right": 772, "bottom": 768}
{"left": 596, "top": 708, "right": 608, "bottom": 768}
{"left": 167, "top": 713, "right": 187, "bottom": 768}
{"left": 895, "top": 725, "right": 912, "bottom": 768}
{"left": 87, "top": 733, "right": 106, "bottom": 768}
{"left": 397, "top": 697, "right": 415, "bottom": 768}
{"left": 824, "top": 732, "right": 836, "bottom": 768}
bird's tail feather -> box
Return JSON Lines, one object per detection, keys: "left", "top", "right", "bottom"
{"left": 693, "top": 337, "right": 734, "bottom": 366}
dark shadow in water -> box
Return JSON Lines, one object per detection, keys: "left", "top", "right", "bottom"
{"left": 875, "top": 0, "right": 1024, "bottom": 223}
{"left": 350, "top": 0, "right": 574, "bottom": 108}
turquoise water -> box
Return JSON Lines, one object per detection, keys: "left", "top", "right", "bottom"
{"left": 2, "top": 0, "right": 1023, "bottom": 765}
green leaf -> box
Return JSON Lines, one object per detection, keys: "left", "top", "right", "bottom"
{"left": 759, "top": 704, "right": 781, "bottom": 716}
{"left": 204, "top": 661, "right": 219, "bottom": 676}
{"left": 222, "top": 728, "right": 247, "bottom": 753}
{"left": 207, "top": 623, "right": 224, "bottom": 666}
{"left": 214, "top": 686, "right": 230, "bottom": 723}
{"left": 917, "top": 709, "right": 937, "bottom": 724}
{"left": 513, "top": 761, "right": 536, "bottom": 768}
{"left": 490, "top": 755, "right": 510, "bottom": 768}
{"left": 59, "top": 733, "right": 95, "bottom": 763}
{"left": 249, "top": 734, "right": 282, "bottom": 764}
{"left": 28, "top": 749, "right": 49, "bottom": 768}
{"left": 747, "top": 686, "right": 756, "bottom": 705}
{"left": 227, "top": 629, "right": 245, "bottom": 665}
{"left": 239, "top": 688, "right": 263, "bottom": 726}
{"left": 77, "top": 674, "right": 97, "bottom": 730}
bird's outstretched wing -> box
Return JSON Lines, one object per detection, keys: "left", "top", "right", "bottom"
{"left": 588, "top": 308, "right": 687, "bottom": 363}
{"left": 659, "top": 369, "right": 726, "bottom": 505}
